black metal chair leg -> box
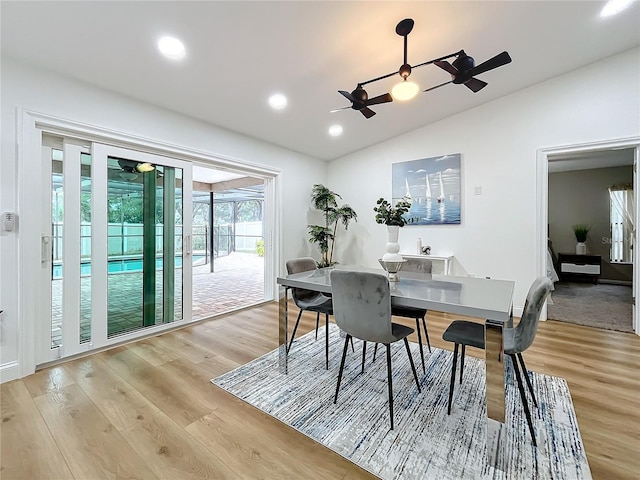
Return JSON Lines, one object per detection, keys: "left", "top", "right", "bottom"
{"left": 334, "top": 335, "right": 351, "bottom": 404}
{"left": 517, "top": 353, "right": 538, "bottom": 408}
{"left": 403, "top": 337, "right": 421, "bottom": 392}
{"left": 447, "top": 343, "right": 459, "bottom": 415}
{"left": 325, "top": 313, "right": 329, "bottom": 370}
{"left": 385, "top": 344, "right": 394, "bottom": 430}
{"left": 361, "top": 341, "right": 367, "bottom": 374}
{"left": 350, "top": 336, "right": 355, "bottom": 353}
{"left": 415, "top": 318, "right": 426, "bottom": 374}
{"left": 421, "top": 316, "right": 432, "bottom": 353}
{"left": 315, "top": 312, "right": 320, "bottom": 340}
{"left": 460, "top": 344, "right": 466, "bottom": 384}
{"left": 373, "top": 343, "right": 379, "bottom": 361}
{"left": 287, "top": 310, "right": 304, "bottom": 353}
{"left": 510, "top": 354, "right": 537, "bottom": 447}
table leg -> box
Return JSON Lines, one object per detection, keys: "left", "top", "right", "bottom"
{"left": 485, "top": 319, "right": 505, "bottom": 470}
{"left": 278, "top": 286, "right": 289, "bottom": 374}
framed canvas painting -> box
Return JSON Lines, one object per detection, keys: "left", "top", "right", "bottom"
{"left": 392, "top": 153, "right": 461, "bottom": 225}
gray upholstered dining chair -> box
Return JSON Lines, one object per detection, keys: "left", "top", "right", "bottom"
{"left": 442, "top": 276, "right": 553, "bottom": 447}
{"left": 286, "top": 257, "right": 333, "bottom": 369}
{"left": 331, "top": 270, "right": 421, "bottom": 430}
{"left": 391, "top": 257, "right": 433, "bottom": 373}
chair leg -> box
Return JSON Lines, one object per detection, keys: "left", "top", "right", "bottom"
{"left": 361, "top": 341, "right": 367, "bottom": 374}
{"left": 460, "top": 345, "right": 466, "bottom": 384}
{"left": 315, "top": 312, "right": 320, "bottom": 340}
{"left": 510, "top": 354, "right": 537, "bottom": 447}
{"left": 350, "top": 336, "right": 355, "bottom": 353}
{"left": 447, "top": 343, "right": 459, "bottom": 415}
{"left": 334, "top": 334, "right": 351, "bottom": 404}
{"left": 325, "top": 313, "right": 329, "bottom": 370}
{"left": 385, "top": 344, "right": 394, "bottom": 430}
{"left": 517, "top": 353, "right": 538, "bottom": 408}
{"left": 403, "top": 337, "right": 421, "bottom": 393}
{"left": 373, "top": 343, "right": 379, "bottom": 362}
{"left": 415, "top": 318, "right": 426, "bottom": 374}
{"left": 287, "top": 310, "right": 304, "bottom": 354}
{"left": 421, "top": 315, "right": 432, "bottom": 353}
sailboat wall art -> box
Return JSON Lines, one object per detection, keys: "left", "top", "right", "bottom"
{"left": 391, "top": 154, "right": 461, "bottom": 225}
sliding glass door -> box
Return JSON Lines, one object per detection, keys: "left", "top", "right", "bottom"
{"left": 38, "top": 139, "right": 192, "bottom": 364}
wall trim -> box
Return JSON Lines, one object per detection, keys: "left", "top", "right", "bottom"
{"left": 0, "top": 361, "right": 20, "bottom": 384}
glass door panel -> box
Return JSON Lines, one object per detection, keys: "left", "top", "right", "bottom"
{"left": 38, "top": 138, "right": 192, "bottom": 366}
{"left": 104, "top": 154, "right": 188, "bottom": 339}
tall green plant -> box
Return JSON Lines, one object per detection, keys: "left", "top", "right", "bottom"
{"left": 307, "top": 184, "right": 358, "bottom": 267}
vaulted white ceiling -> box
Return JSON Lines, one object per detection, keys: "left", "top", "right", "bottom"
{"left": 2, "top": 1, "right": 639, "bottom": 161}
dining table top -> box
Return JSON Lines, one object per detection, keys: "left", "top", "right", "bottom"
{"left": 277, "top": 264, "right": 515, "bottom": 323}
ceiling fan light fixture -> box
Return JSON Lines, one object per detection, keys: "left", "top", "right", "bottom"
{"left": 391, "top": 79, "right": 419, "bottom": 101}
{"left": 136, "top": 162, "right": 155, "bottom": 173}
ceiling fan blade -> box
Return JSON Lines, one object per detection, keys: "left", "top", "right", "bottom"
{"left": 434, "top": 60, "right": 458, "bottom": 76}
{"left": 423, "top": 80, "right": 453, "bottom": 92}
{"left": 366, "top": 93, "right": 393, "bottom": 106}
{"left": 360, "top": 107, "right": 376, "bottom": 119}
{"left": 339, "top": 90, "right": 356, "bottom": 103}
{"left": 464, "top": 77, "right": 488, "bottom": 93}
{"left": 468, "top": 51, "right": 512, "bottom": 77}
{"left": 329, "top": 106, "right": 351, "bottom": 113}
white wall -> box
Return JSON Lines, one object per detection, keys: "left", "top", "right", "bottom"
{"left": 328, "top": 48, "right": 640, "bottom": 312}
{"left": 0, "top": 57, "right": 327, "bottom": 381}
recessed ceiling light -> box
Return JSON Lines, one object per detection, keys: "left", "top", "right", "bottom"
{"left": 600, "top": 0, "right": 635, "bottom": 17}
{"left": 268, "top": 93, "right": 287, "bottom": 110}
{"left": 157, "top": 36, "right": 186, "bottom": 60}
{"left": 328, "top": 125, "right": 343, "bottom": 137}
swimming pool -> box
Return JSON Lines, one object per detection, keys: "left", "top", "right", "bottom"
{"left": 52, "top": 254, "right": 205, "bottom": 278}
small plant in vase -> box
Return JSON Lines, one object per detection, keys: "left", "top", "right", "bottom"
{"left": 572, "top": 224, "right": 590, "bottom": 255}
{"left": 374, "top": 196, "right": 412, "bottom": 227}
{"left": 374, "top": 196, "right": 412, "bottom": 267}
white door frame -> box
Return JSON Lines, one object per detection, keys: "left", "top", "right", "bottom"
{"left": 536, "top": 136, "right": 640, "bottom": 335}
{"left": 18, "top": 109, "right": 282, "bottom": 377}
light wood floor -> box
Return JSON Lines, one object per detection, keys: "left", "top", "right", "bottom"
{"left": 2, "top": 302, "right": 639, "bottom": 479}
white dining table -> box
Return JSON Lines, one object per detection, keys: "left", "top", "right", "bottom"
{"left": 277, "top": 264, "right": 515, "bottom": 469}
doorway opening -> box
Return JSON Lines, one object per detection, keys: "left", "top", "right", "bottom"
{"left": 191, "top": 165, "right": 266, "bottom": 320}
{"left": 538, "top": 139, "right": 639, "bottom": 334}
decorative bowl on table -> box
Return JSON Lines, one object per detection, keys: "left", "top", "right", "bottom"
{"left": 378, "top": 258, "right": 405, "bottom": 282}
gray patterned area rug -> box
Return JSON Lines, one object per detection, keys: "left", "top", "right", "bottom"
{"left": 212, "top": 325, "right": 591, "bottom": 480}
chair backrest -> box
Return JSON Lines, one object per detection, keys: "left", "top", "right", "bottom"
{"left": 402, "top": 257, "right": 433, "bottom": 274}
{"left": 330, "top": 270, "right": 393, "bottom": 344}
{"left": 511, "top": 276, "right": 553, "bottom": 353}
{"left": 285, "top": 257, "right": 320, "bottom": 304}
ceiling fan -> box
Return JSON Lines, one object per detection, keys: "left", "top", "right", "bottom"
{"left": 330, "top": 86, "right": 393, "bottom": 118}
{"left": 426, "top": 50, "right": 513, "bottom": 93}
{"left": 331, "top": 18, "right": 512, "bottom": 118}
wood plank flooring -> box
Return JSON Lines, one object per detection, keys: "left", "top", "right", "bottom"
{"left": 2, "top": 302, "right": 639, "bottom": 479}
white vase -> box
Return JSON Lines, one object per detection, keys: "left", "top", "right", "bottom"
{"left": 576, "top": 242, "right": 586, "bottom": 255}
{"left": 382, "top": 225, "right": 403, "bottom": 262}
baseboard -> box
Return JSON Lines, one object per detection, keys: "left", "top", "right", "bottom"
{"left": 600, "top": 279, "right": 632, "bottom": 286}
{"left": 0, "top": 361, "right": 21, "bottom": 384}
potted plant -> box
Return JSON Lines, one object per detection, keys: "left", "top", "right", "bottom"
{"left": 307, "top": 184, "right": 358, "bottom": 267}
{"left": 373, "top": 196, "right": 412, "bottom": 226}
{"left": 374, "top": 196, "right": 412, "bottom": 262}
{"left": 572, "top": 224, "right": 590, "bottom": 255}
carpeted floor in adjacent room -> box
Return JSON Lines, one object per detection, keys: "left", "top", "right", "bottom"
{"left": 547, "top": 281, "right": 633, "bottom": 332}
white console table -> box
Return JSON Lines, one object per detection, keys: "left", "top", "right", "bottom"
{"left": 402, "top": 254, "right": 454, "bottom": 275}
